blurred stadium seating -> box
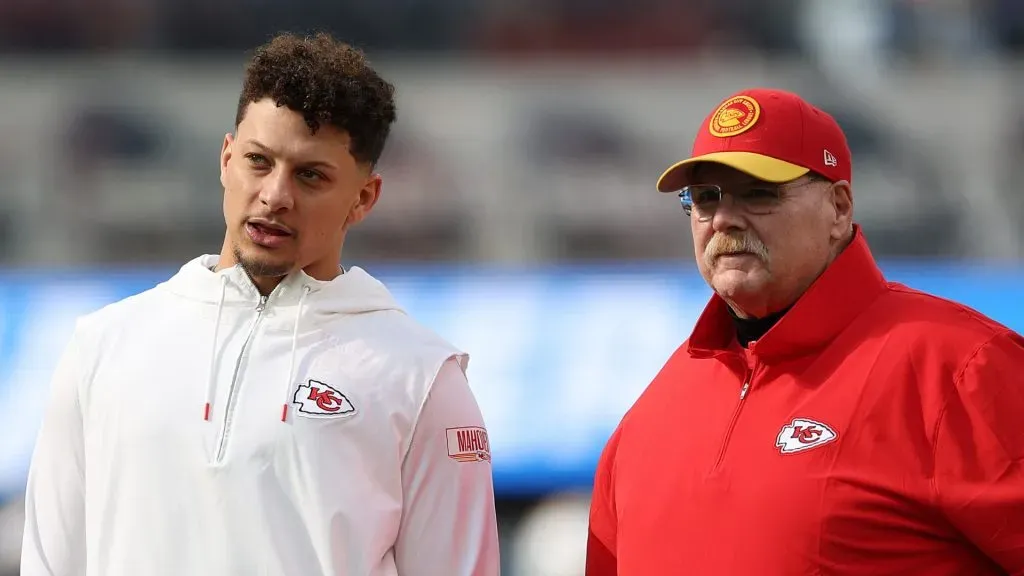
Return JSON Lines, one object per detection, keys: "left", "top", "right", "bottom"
{"left": 2, "top": 1, "right": 1024, "bottom": 574}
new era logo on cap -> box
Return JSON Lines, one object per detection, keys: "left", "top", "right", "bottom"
{"left": 656, "top": 88, "right": 852, "bottom": 192}
{"left": 824, "top": 149, "right": 838, "bottom": 167}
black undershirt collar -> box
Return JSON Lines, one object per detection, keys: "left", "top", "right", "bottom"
{"left": 728, "top": 305, "right": 790, "bottom": 348}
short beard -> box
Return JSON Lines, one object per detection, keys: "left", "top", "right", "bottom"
{"left": 232, "top": 244, "right": 292, "bottom": 279}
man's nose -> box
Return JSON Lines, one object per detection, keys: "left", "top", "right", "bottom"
{"left": 710, "top": 193, "right": 747, "bottom": 233}
{"left": 259, "top": 170, "right": 296, "bottom": 212}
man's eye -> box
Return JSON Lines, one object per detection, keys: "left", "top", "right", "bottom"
{"left": 245, "top": 153, "right": 269, "bottom": 166}
{"left": 694, "top": 190, "right": 720, "bottom": 204}
{"left": 297, "top": 169, "right": 322, "bottom": 181}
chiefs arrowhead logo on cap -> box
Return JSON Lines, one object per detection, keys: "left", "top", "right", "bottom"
{"left": 709, "top": 95, "right": 761, "bottom": 138}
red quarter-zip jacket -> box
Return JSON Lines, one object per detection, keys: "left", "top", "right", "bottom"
{"left": 586, "top": 228, "right": 1024, "bottom": 576}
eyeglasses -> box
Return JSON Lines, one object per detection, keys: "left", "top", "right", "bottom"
{"left": 678, "top": 178, "right": 824, "bottom": 222}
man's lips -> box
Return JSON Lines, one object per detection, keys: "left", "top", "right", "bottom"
{"left": 246, "top": 219, "right": 293, "bottom": 247}
{"left": 247, "top": 219, "right": 293, "bottom": 236}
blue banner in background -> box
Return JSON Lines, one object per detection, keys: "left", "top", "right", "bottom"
{"left": 0, "top": 262, "right": 1022, "bottom": 500}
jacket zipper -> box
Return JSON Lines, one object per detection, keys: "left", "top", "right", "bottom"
{"left": 711, "top": 362, "right": 758, "bottom": 471}
{"left": 213, "top": 294, "right": 269, "bottom": 464}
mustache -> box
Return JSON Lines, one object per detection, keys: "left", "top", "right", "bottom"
{"left": 704, "top": 232, "right": 769, "bottom": 266}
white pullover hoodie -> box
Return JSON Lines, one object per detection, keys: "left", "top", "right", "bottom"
{"left": 21, "top": 255, "right": 500, "bottom": 576}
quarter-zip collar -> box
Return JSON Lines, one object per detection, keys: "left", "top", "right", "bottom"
{"left": 687, "top": 225, "right": 888, "bottom": 364}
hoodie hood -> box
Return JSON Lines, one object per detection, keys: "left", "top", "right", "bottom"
{"left": 163, "top": 254, "right": 404, "bottom": 316}
{"left": 160, "top": 254, "right": 405, "bottom": 422}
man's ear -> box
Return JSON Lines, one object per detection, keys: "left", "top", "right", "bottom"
{"left": 220, "top": 132, "right": 235, "bottom": 190}
{"left": 345, "top": 173, "right": 383, "bottom": 228}
{"left": 830, "top": 180, "right": 854, "bottom": 241}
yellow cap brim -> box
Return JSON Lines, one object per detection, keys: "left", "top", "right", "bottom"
{"left": 655, "top": 151, "right": 810, "bottom": 192}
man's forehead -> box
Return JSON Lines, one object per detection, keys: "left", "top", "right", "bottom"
{"left": 238, "top": 104, "right": 352, "bottom": 166}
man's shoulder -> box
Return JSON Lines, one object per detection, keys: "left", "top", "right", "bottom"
{"left": 875, "top": 282, "right": 1013, "bottom": 346}
{"left": 621, "top": 341, "right": 701, "bottom": 406}
{"left": 74, "top": 283, "right": 172, "bottom": 336}
{"left": 855, "top": 283, "right": 1021, "bottom": 388}
{"left": 316, "top": 308, "right": 466, "bottom": 370}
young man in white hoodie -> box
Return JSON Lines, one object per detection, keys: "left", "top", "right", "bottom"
{"left": 21, "top": 32, "right": 500, "bottom": 576}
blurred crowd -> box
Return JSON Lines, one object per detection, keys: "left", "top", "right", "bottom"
{"left": 1, "top": 0, "right": 1023, "bottom": 268}
{"left": 0, "top": 0, "right": 1021, "bottom": 58}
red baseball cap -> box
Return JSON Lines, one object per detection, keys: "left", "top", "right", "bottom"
{"left": 656, "top": 88, "right": 852, "bottom": 192}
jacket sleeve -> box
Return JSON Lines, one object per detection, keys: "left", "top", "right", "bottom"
{"left": 934, "top": 329, "right": 1024, "bottom": 574}
{"left": 586, "top": 423, "right": 623, "bottom": 576}
{"left": 394, "top": 357, "right": 500, "bottom": 576}
{"left": 20, "top": 324, "right": 88, "bottom": 576}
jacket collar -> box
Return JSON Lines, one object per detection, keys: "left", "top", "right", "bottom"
{"left": 686, "top": 225, "right": 888, "bottom": 363}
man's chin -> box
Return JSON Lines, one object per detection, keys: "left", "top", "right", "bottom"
{"left": 711, "top": 270, "right": 768, "bottom": 300}
{"left": 234, "top": 245, "right": 295, "bottom": 278}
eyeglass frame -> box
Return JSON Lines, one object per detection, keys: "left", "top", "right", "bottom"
{"left": 677, "top": 173, "right": 831, "bottom": 222}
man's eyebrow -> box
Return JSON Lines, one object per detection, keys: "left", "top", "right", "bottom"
{"left": 244, "top": 139, "right": 338, "bottom": 170}
{"left": 245, "top": 139, "right": 274, "bottom": 154}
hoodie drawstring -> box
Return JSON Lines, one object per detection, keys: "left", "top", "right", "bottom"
{"left": 281, "top": 285, "right": 311, "bottom": 422}
{"left": 204, "top": 275, "right": 229, "bottom": 421}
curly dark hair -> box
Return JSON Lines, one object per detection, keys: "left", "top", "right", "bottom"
{"left": 235, "top": 32, "right": 397, "bottom": 167}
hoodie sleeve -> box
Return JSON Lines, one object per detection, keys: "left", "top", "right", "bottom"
{"left": 21, "top": 323, "right": 88, "bottom": 576}
{"left": 394, "top": 357, "right": 500, "bottom": 576}
{"left": 934, "top": 329, "right": 1024, "bottom": 574}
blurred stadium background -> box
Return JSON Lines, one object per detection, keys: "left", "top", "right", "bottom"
{"left": 2, "top": 0, "right": 1024, "bottom": 574}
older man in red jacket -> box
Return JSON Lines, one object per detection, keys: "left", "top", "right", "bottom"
{"left": 586, "top": 88, "right": 1024, "bottom": 576}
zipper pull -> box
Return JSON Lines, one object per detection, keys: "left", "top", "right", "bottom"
{"left": 740, "top": 380, "right": 750, "bottom": 399}
{"left": 255, "top": 295, "right": 268, "bottom": 312}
